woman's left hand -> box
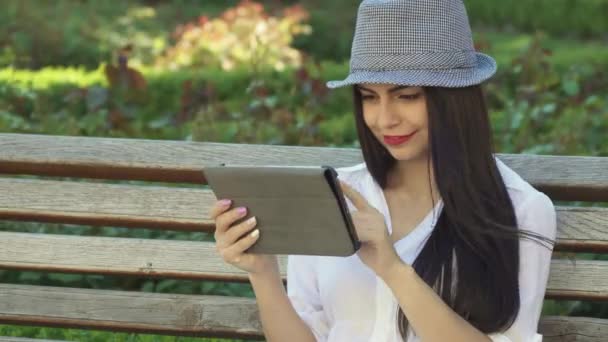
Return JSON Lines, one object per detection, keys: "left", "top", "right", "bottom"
{"left": 339, "top": 180, "right": 402, "bottom": 279}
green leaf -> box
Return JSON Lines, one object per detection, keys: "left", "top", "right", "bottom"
{"left": 562, "top": 79, "right": 580, "bottom": 96}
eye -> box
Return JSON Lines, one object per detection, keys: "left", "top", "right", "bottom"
{"left": 399, "top": 93, "right": 421, "bottom": 100}
{"left": 361, "top": 94, "right": 376, "bottom": 101}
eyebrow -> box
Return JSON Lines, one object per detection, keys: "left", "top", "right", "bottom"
{"left": 356, "top": 85, "right": 411, "bottom": 94}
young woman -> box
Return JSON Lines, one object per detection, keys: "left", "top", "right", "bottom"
{"left": 210, "top": 1, "right": 557, "bottom": 341}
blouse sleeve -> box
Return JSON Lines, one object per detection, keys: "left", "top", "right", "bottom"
{"left": 488, "top": 191, "right": 558, "bottom": 342}
{"left": 287, "top": 254, "right": 330, "bottom": 341}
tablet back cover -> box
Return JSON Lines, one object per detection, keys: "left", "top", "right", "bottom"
{"left": 203, "top": 165, "right": 359, "bottom": 256}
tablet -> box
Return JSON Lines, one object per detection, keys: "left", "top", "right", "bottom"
{"left": 203, "top": 164, "right": 361, "bottom": 256}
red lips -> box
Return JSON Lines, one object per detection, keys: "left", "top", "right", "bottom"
{"left": 383, "top": 131, "right": 417, "bottom": 145}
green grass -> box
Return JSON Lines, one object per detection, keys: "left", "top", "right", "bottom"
{"left": 0, "top": 324, "right": 249, "bottom": 342}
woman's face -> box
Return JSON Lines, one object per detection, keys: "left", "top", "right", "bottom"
{"left": 358, "top": 83, "right": 430, "bottom": 162}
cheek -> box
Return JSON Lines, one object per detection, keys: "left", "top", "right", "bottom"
{"left": 410, "top": 101, "right": 429, "bottom": 129}
{"left": 361, "top": 109, "right": 376, "bottom": 130}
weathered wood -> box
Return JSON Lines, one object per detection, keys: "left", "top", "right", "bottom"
{"left": 0, "top": 284, "right": 263, "bottom": 340}
{"left": 0, "top": 283, "right": 604, "bottom": 341}
{"left": 0, "top": 232, "right": 606, "bottom": 301}
{"left": 0, "top": 133, "right": 362, "bottom": 183}
{"left": 0, "top": 231, "right": 287, "bottom": 282}
{"left": 0, "top": 133, "right": 607, "bottom": 201}
{"left": 0, "top": 178, "right": 607, "bottom": 251}
{"left": 546, "top": 259, "right": 608, "bottom": 301}
{"left": 554, "top": 206, "right": 608, "bottom": 253}
{"left": 540, "top": 316, "right": 608, "bottom": 342}
{"left": 496, "top": 154, "right": 608, "bottom": 202}
{"left": 0, "top": 178, "right": 214, "bottom": 231}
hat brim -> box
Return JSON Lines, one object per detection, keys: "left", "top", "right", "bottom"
{"left": 326, "top": 53, "right": 497, "bottom": 89}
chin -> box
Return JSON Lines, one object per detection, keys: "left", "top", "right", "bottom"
{"left": 386, "top": 145, "right": 428, "bottom": 162}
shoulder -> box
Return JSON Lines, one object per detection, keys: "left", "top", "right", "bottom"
{"left": 494, "top": 156, "right": 557, "bottom": 239}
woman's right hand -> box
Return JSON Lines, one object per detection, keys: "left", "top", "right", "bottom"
{"left": 209, "top": 199, "right": 279, "bottom": 276}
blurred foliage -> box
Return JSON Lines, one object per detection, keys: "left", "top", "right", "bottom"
{"left": 0, "top": 60, "right": 351, "bottom": 144}
{"left": 0, "top": 0, "right": 607, "bottom": 340}
{"left": 485, "top": 33, "right": 608, "bottom": 155}
{"left": 464, "top": 0, "right": 608, "bottom": 38}
{"left": 1, "top": 0, "right": 607, "bottom": 68}
{"left": 293, "top": 0, "right": 608, "bottom": 61}
{"left": 1, "top": 33, "right": 606, "bottom": 154}
{"left": 155, "top": 1, "right": 311, "bottom": 72}
{"left": 0, "top": 0, "right": 167, "bottom": 69}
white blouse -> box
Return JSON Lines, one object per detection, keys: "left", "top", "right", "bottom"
{"left": 287, "top": 157, "right": 557, "bottom": 342}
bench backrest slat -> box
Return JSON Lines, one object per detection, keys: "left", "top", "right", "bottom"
{"left": 0, "top": 232, "right": 606, "bottom": 301}
{"left": 0, "top": 283, "right": 262, "bottom": 339}
{"left": 0, "top": 283, "right": 606, "bottom": 341}
{"left": 1, "top": 178, "right": 606, "bottom": 252}
{"left": 1, "top": 133, "right": 607, "bottom": 201}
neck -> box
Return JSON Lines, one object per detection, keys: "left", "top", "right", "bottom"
{"left": 386, "top": 154, "right": 440, "bottom": 204}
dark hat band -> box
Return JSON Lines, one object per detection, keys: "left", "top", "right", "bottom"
{"left": 351, "top": 50, "right": 478, "bottom": 71}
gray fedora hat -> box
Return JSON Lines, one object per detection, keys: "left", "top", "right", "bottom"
{"left": 326, "top": 0, "right": 497, "bottom": 88}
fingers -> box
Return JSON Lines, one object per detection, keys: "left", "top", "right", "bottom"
{"left": 218, "top": 227, "right": 260, "bottom": 264}
{"left": 208, "top": 199, "right": 233, "bottom": 219}
{"left": 215, "top": 205, "right": 248, "bottom": 235}
{"left": 339, "top": 180, "right": 369, "bottom": 211}
{"left": 216, "top": 216, "right": 258, "bottom": 249}
{"left": 210, "top": 199, "right": 262, "bottom": 267}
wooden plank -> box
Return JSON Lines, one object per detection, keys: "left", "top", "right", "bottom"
{"left": 1, "top": 178, "right": 606, "bottom": 251}
{"left": 546, "top": 259, "right": 608, "bottom": 301}
{"left": 0, "top": 232, "right": 606, "bottom": 301}
{"left": 497, "top": 154, "right": 608, "bottom": 202}
{"left": 0, "top": 284, "right": 262, "bottom": 339}
{"left": 0, "top": 232, "right": 288, "bottom": 282}
{"left": 0, "top": 283, "right": 604, "bottom": 341}
{"left": 555, "top": 206, "right": 608, "bottom": 253}
{"left": 0, "top": 178, "right": 214, "bottom": 231}
{"left": 1, "top": 133, "right": 607, "bottom": 201}
{"left": 0, "top": 133, "right": 363, "bottom": 183}
{"left": 540, "top": 316, "right": 608, "bottom": 342}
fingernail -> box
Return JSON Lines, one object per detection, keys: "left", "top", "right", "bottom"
{"left": 219, "top": 199, "right": 232, "bottom": 206}
{"left": 250, "top": 229, "right": 259, "bottom": 238}
{"left": 237, "top": 207, "right": 247, "bottom": 215}
{"left": 247, "top": 216, "right": 256, "bottom": 225}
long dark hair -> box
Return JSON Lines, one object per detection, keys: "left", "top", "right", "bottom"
{"left": 352, "top": 85, "right": 555, "bottom": 339}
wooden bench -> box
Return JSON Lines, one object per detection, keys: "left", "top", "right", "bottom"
{"left": 0, "top": 132, "right": 606, "bottom": 341}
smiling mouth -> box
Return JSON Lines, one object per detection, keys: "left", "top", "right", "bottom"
{"left": 383, "top": 131, "right": 417, "bottom": 145}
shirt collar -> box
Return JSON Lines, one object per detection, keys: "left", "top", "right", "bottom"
{"left": 361, "top": 164, "right": 444, "bottom": 259}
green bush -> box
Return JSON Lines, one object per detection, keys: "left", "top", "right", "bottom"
{"left": 2, "top": 0, "right": 606, "bottom": 68}
{"left": 155, "top": 1, "right": 311, "bottom": 72}
{"left": 294, "top": 0, "right": 608, "bottom": 61}
{"left": 1, "top": 33, "right": 606, "bottom": 155}
{"left": 464, "top": 0, "right": 608, "bottom": 38}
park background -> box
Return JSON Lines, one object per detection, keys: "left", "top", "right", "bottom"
{"left": 0, "top": 0, "right": 607, "bottom": 340}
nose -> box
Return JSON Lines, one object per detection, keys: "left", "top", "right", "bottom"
{"left": 375, "top": 100, "right": 401, "bottom": 130}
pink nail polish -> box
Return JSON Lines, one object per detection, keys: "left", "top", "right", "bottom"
{"left": 237, "top": 207, "right": 247, "bottom": 215}
{"left": 219, "top": 199, "right": 232, "bottom": 206}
